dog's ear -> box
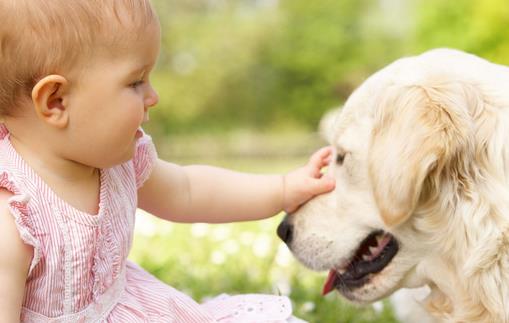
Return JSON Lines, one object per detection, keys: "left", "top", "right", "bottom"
{"left": 369, "top": 82, "right": 477, "bottom": 228}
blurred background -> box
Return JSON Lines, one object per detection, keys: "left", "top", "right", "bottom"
{"left": 129, "top": 0, "right": 509, "bottom": 321}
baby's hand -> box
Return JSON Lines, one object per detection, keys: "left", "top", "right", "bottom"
{"left": 283, "top": 146, "right": 336, "bottom": 213}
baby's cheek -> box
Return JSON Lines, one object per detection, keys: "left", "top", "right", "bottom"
{"left": 125, "top": 106, "right": 145, "bottom": 128}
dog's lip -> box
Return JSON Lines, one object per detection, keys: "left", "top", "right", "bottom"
{"left": 322, "top": 230, "right": 399, "bottom": 295}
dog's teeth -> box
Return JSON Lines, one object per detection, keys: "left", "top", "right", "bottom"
{"left": 375, "top": 235, "right": 383, "bottom": 245}
{"left": 369, "top": 246, "right": 378, "bottom": 255}
{"left": 362, "top": 255, "right": 370, "bottom": 261}
{"left": 338, "top": 268, "right": 346, "bottom": 275}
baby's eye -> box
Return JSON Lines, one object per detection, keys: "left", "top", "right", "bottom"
{"left": 129, "top": 80, "right": 144, "bottom": 88}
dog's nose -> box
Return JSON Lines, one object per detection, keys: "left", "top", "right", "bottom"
{"left": 277, "top": 217, "right": 294, "bottom": 244}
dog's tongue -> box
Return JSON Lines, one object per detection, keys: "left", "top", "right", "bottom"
{"left": 322, "top": 269, "right": 338, "bottom": 296}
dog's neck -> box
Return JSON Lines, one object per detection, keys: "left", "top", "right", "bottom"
{"left": 416, "top": 198, "right": 509, "bottom": 322}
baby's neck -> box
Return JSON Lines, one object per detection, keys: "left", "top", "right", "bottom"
{"left": 9, "top": 134, "right": 102, "bottom": 215}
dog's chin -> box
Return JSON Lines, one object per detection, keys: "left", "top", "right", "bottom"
{"left": 318, "top": 230, "right": 402, "bottom": 302}
{"left": 337, "top": 263, "right": 406, "bottom": 303}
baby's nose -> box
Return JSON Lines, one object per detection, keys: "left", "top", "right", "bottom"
{"left": 145, "top": 87, "right": 159, "bottom": 108}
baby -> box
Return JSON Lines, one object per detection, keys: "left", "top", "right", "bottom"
{"left": 0, "top": 0, "right": 335, "bottom": 321}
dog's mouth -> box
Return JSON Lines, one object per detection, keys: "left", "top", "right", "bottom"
{"left": 322, "top": 230, "right": 399, "bottom": 295}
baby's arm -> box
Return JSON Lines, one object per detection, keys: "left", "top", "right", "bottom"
{"left": 138, "top": 147, "right": 335, "bottom": 223}
{"left": 0, "top": 189, "right": 32, "bottom": 321}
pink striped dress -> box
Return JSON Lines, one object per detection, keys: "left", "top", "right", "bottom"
{"left": 0, "top": 125, "right": 303, "bottom": 322}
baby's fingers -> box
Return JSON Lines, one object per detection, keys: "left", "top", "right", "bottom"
{"left": 308, "top": 146, "right": 333, "bottom": 177}
{"left": 310, "top": 146, "right": 333, "bottom": 165}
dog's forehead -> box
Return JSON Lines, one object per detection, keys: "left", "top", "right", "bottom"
{"left": 331, "top": 88, "right": 379, "bottom": 150}
{"left": 330, "top": 56, "right": 418, "bottom": 149}
{"left": 332, "top": 117, "right": 372, "bottom": 154}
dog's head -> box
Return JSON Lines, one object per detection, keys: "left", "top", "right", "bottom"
{"left": 278, "top": 49, "right": 509, "bottom": 310}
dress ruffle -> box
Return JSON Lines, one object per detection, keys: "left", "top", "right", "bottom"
{"left": 133, "top": 130, "right": 157, "bottom": 189}
{"left": 202, "top": 293, "right": 293, "bottom": 322}
{"left": 0, "top": 166, "right": 40, "bottom": 275}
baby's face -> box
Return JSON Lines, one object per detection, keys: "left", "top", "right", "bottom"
{"left": 64, "top": 22, "right": 161, "bottom": 168}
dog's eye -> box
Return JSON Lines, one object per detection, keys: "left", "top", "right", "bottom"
{"left": 336, "top": 154, "right": 345, "bottom": 165}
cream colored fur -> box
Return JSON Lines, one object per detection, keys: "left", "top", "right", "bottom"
{"left": 286, "top": 49, "right": 509, "bottom": 322}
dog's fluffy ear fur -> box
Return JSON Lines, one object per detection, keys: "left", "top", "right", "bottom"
{"left": 369, "top": 81, "right": 476, "bottom": 227}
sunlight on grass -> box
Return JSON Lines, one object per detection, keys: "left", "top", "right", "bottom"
{"left": 129, "top": 209, "right": 398, "bottom": 322}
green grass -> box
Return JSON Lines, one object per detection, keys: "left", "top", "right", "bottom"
{"left": 129, "top": 211, "right": 398, "bottom": 323}
{"left": 128, "top": 155, "right": 398, "bottom": 322}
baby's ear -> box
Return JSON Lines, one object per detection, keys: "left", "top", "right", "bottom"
{"left": 31, "top": 75, "right": 70, "bottom": 129}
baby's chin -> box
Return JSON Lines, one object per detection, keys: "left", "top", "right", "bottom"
{"left": 86, "top": 149, "right": 136, "bottom": 169}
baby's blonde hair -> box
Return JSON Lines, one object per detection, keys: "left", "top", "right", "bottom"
{"left": 0, "top": 0, "right": 157, "bottom": 115}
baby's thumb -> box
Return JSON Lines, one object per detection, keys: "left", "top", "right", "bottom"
{"left": 311, "top": 177, "right": 335, "bottom": 195}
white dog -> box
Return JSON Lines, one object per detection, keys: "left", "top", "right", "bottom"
{"left": 278, "top": 48, "right": 509, "bottom": 322}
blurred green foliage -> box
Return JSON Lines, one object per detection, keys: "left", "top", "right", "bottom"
{"left": 414, "top": 0, "right": 509, "bottom": 62}
{"left": 146, "top": 0, "right": 509, "bottom": 137}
